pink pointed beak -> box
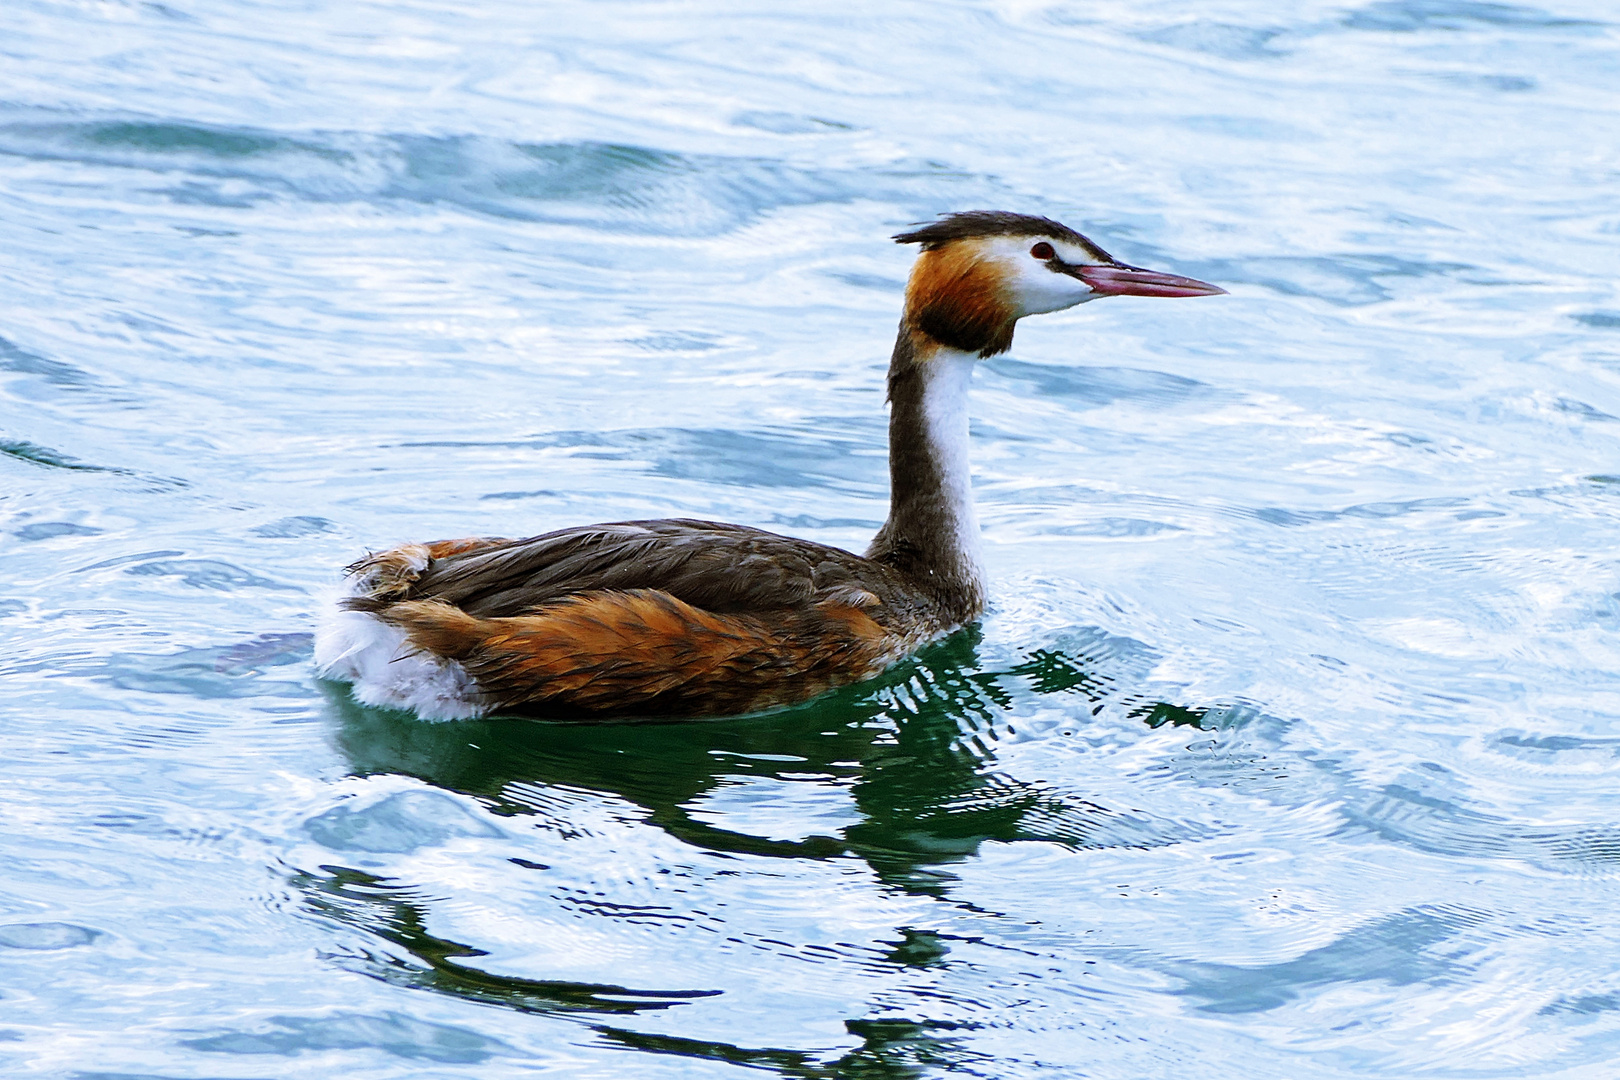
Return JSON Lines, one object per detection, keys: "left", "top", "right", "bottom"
{"left": 1077, "top": 264, "right": 1227, "bottom": 298}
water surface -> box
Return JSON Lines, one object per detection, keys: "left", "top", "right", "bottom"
{"left": 4, "top": 0, "right": 1620, "bottom": 1076}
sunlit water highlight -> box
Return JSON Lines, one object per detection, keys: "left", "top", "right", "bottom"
{"left": 4, "top": 0, "right": 1620, "bottom": 1076}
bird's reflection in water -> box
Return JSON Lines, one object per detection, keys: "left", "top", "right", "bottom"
{"left": 304, "top": 628, "right": 1214, "bottom": 1077}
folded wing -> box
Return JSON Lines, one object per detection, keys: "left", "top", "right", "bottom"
{"left": 337, "top": 519, "right": 924, "bottom": 717}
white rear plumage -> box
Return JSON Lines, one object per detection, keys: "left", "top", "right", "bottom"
{"left": 313, "top": 579, "right": 485, "bottom": 721}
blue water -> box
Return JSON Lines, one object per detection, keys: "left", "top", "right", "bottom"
{"left": 5, "top": 1, "right": 1620, "bottom": 1075}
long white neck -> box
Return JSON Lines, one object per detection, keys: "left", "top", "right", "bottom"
{"left": 917, "top": 346, "right": 982, "bottom": 565}
{"left": 865, "top": 330, "right": 987, "bottom": 622}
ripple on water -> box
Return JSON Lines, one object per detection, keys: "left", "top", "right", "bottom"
{"left": 181, "top": 1011, "right": 518, "bottom": 1064}
{"left": 0, "top": 335, "right": 118, "bottom": 405}
{"left": 305, "top": 790, "right": 506, "bottom": 855}
{"left": 0, "top": 117, "right": 999, "bottom": 237}
{"left": 13, "top": 522, "right": 103, "bottom": 542}
{"left": 250, "top": 515, "right": 338, "bottom": 538}
{"left": 1135, "top": 21, "right": 1291, "bottom": 61}
{"left": 97, "top": 634, "right": 314, "bottom": 700}
{"left": 1340, "top": 0, "right": 1608, "bottom": 34}
{"left": 1341, "top": 787, "right": 1620, "bottom": 874}
{"left": 402, "top": 423, "right": 888, "bottom": 494}
{"left": 983, "top": 359, "right": 1217, "bottom": 409}
{"left": 0, "top": 922, "right": 100, "bottom": 951}
{"left": 1171, "top": 903, "right": 1482, "bottom": 1014}
{"left": 0, "top": 439, "right": 126, "bottom": 475}
{"left": 123, "top": 558, "right": 294, "bottom": 591}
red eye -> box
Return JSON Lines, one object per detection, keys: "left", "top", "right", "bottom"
{"left": 1030, "top": 242, "right": 1055, "bottom": 260}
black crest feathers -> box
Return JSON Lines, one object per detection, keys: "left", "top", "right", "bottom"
{"left": 894, "top": 211, "right": 1112, "bottom": 263}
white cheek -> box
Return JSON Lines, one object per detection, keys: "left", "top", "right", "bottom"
{"left": 1012, "top": 263, "right": 1096, "bottom": 315}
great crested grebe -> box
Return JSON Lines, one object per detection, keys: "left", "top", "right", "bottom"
{"left": 314, "top": 211, "right": 1224, "bottom": 720}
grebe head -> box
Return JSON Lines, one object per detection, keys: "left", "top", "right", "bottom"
{"left": 894, "top": 210, "right": 1225, "bottom": 357}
